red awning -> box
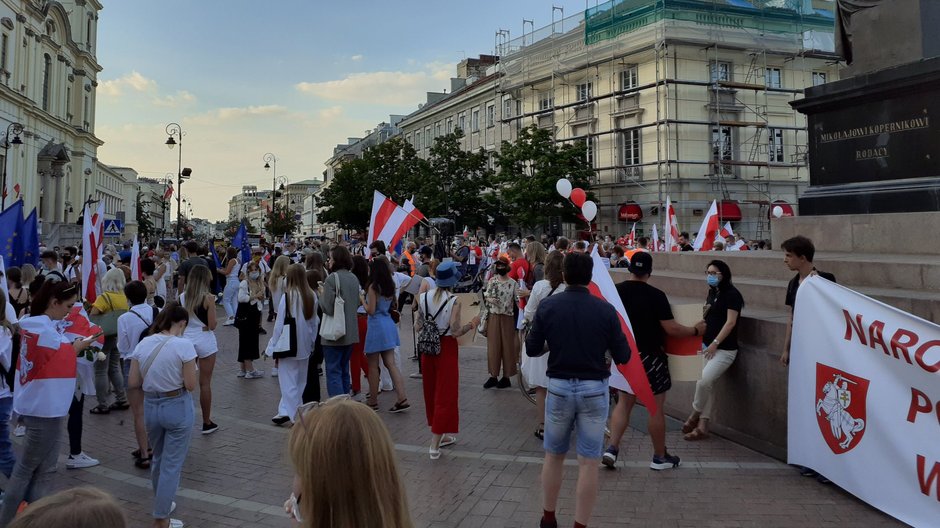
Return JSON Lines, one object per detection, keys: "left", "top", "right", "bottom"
{"left": 769, "top": 200, "right": 795, "bottom": 218}
{"left": 618, "top": 203, "right": 643, "bottom": 221}
{"left": 718, "top": 200, "right": 742, "bottom": 222}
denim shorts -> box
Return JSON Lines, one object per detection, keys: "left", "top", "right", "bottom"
{"left": 543, "top": 377, "right": 609, "bottom": 459}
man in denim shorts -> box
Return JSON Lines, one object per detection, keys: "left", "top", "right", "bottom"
{"left": 525, "top": 252, "right": 631, "bottom": 528}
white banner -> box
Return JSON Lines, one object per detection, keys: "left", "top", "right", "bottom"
{"left": 789, "top": 277, "right": 940, "bottom": 528}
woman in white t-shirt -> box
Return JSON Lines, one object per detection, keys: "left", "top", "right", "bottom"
{"left": 127, "top": 303, "right": 197, "bottom": 528}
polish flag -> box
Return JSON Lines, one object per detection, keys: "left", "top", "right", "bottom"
{"left": 588, "top": 247, "right": 657, "bottom": 413}
{"left": 16, "top": 316, "right": 79, "bottom": 418}
{"left": 664, "top": 196, "right": 681, "bottom": 252}
{"left": 164, "top": 183, "right": 174, "bottom": 200}
{"left": 367, "top": 191, "right": 424, "bottom": 256}
{"left": 81, "top": 202, "right": 105, "bottom": 303}
{"left": 693, "top": 200, "right": 720, "bottom": 251}
{"left": 130, "top": 234, "right": 141, "bottom": 281}
{"left": 650, "top": 223, "right": 659, "bottom": 252}
{"left": 627, "top": 223, "right": 636, "bottom": 247}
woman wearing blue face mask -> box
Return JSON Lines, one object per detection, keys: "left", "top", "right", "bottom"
{"left": 682, "top": 259, "right": 743, "bottom": 441}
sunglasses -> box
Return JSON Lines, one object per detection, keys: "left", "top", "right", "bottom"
{"left": 294, "top": 394, "right": 352, "bottom": 428}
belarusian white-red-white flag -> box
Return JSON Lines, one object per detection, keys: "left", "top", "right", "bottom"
{"left": 15, "top": 315, "right": 79, "bottom": 418}
{"left": 367, "top": 191, "right": 424, "bottom": 255}
{"left": 627, "top": 223, "right": 636, "bottom": 247}
{"left": 693, "top": 200, "right": 720, "bottom": 251}
{"left": 650, "top": 223, "right": 659, "bottom": 252}
{"left": 719, "top": 222, "right": 734, "bottom": 240}
{"left": 664, "top": 196, "right": 680, "bottom": 252}
{"left": 164, "top": 183, "right": 174, "bottom": 200}
{"left": 81, "top": 202, "right": 105, "bottom": 303}
{"left": 130, "top": 234, "right": 141, "bottom": 281}
{"left": 588, "top": 247, "right": 657, "bottom": 413}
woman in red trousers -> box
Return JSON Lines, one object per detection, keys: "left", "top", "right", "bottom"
{"left": 414, "top": 262, "right": 480, "bottom": 460}
{"left": 349, "top": 255, "right": 370, "bottom": 395}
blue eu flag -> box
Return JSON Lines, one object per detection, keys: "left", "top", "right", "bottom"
{"left": 21, "top": 208, "right": 38, "bottom": 267}
{"left": 0, "top": 200, "right": 24, "bottom": 267}
{"left": 232, "top": 222, "right": 251, "bottom": 263}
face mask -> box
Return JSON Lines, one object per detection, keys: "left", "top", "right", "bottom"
{"left": 249, "top": 272, "right": 261, "bottom": 280}
{"left": 706, "top": 275, "right": 721, "bottom": 287}
{"left": 470, "top": 242, "right": 477, "bottom": 247}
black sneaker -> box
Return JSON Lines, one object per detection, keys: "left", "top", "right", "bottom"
{"left": 272, "top": 416, "right": 291, "bottom": 426}
{"left": 650, "top": 452, "right": 681, "bottom": 470}
{"left": 496, "top": 377, "right": 511, "bottom": 389}
{"left": 201, "top": 422, "right": 219, "bottom": 435}
{"left": 483, "top": 377, "right": 498, "bottom": 389}
{"left": 258, "top": 328, "right": 267, "bottom": 335}
{"left": 798, "top": 465, "right": 817, "bottom": 477}
{"left": 602, "top": 446, "right": 618, "bottom": 469}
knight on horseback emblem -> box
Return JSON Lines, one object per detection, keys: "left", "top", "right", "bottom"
{"left": 815, "top": 364, "right": 870, "bottom": 454}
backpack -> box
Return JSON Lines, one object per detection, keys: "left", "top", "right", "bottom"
{"left": 131, "top": 306, "right": 159, "bottom": 345}
{"left": 417, "top": 293, "right": 454, "bottom": 356}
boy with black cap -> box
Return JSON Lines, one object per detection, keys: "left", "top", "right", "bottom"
{"left": 603, "top": 251, "right": 705, "bottom": 470}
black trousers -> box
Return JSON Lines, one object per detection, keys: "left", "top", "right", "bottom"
{"left": 302, "top": 309, "right": 325, "bottom": 403}
{"left": 68, "top": 394, "right": 83, "bottom": 456}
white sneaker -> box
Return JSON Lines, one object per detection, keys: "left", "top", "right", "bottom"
{"left": 408, "top": 372, "right": 422, "bottom": 379}
{"left": 223, "top": 317, "right": 235, "bottom": 326}
{"left": 169, "top": 519, "right": 184, "bottom": 528}
{"left": 13, "top": 425, "right": 24, "bottom": 437}
{"left": 271, "top": 368, "right": 279, "bottom": 377}
{"left": 244, "top": 370, "right": 264, "bottom": 379}
{"left": 66, "top": 452, "right": 100, "bottom": 469}
{"left": 236, "top": 371, "right": 246, "bottom": 378}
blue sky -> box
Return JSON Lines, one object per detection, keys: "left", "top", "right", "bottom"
{"left": 95, "top": 0, "right": 587, "bottom": 221}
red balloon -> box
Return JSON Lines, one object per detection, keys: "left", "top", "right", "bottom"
{"left": 570, "top": 188, "right": 586, "bottom": 207}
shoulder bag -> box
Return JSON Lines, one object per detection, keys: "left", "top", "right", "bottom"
{"left": 318, "top": 274, "right": 347, "bottom": 341}
{"left": 271, "top": 295, "right": 298, "bottom": 359}
{"left": 90, "top": 293, "right": 124, "bottom": 337}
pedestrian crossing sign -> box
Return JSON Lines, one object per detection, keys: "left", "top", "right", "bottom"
{"left": 103, "top": 219, "right": 123, "bottom": 236}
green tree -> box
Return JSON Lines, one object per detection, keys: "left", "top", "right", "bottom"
{"left": 135, "top": 193, "right": 156, "bottom": 242}
{"left": 415, "top": 130, "right": 494, "bottom": 229}
{"left": 494, "top": 125, "right": 596, "bottom": 229}
{"left": 265, "top": 203, "right": 300, "bottom": 239}
{"left": 319, "top": 137, "right": 429, "bottom": 231}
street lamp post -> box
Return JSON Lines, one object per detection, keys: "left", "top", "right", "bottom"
{"left": 162, "top": 172, "right": 174, "bottom": 240}
{"left": 165, "top": 123, "right": 191, "bottom": 239}
{"left": 2, "top": 122, "right": 24, "bottom": 210}
{"left": 263, "top": 153, "right": 277, "bottom": 239}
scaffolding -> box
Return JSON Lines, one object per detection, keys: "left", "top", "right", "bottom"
{"left": 495, "top": 0, "right": 839, "bottom": 240}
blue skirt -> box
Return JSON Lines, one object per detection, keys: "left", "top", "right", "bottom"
{"left": 364, "top": 313, "right": 400, "bottom": 353}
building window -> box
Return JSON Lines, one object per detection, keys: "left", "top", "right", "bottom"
{"left": 471, "top": 108, "right": 480, "bottom": 132}
{"left": 486, "top": 104, "right": 495, "bottom": 127}
{"left": 424, "top": 126, "right": 431, "bottom": 148}
{"left": 583, "top": 137, "right": 596, "bottom": 168}
{"left": 538, "top": 91, "right": 553, "bottom": 111}
{"left": 765, "top": 67, "right": 782, "bottom": 88}
{"left": 620, "top": 129, "right": 641, "bottom": 166}
{"left": 768, "top": 128, "right": 784, "bottom": 163}
{"left": 712, "top": 126, "right": 733, "bottom": 166}
{"left": 42, "top": 54, "right": 51, "bottom": 111}
{"left": 66, "top": 85, "right": 71, "bottom": 118}
{"left": 812, "top": 71, "right": 827, "bottom": 86}
{"left": 576, "top": 82, "right": 593, "bottom": 102}
{"left": 710, "top": 61, "right": 732, "bottom": 83}
{"left": 1, "top": 34, "right": 7, "bottom": 72}
{"left": 503, "top": 98, "right": 512, "bottom": 119}
{"left": 446, "top": 118, "right": 453, "bottom": 134}
{"left": 414, "top": 131, "right": 421, "bottom": 150}
{"left": 620, "top": 65, "right": 638, "bottom": 91}
{"left": 434, "top": 121, "right": 442, "bottom": 137}
{"left": 457, "top": 112, "right": 466, "bottom": 132}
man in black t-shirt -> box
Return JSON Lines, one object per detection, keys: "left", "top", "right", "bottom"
{"left": 678, "top": 232, "right": 694, "bottom": 252}
{"left": 176, "top": 241, "right": 211, "bottom": 292}
{"left": 603, "top": 252, "right": 705, "bottom": 471}
{"left": 780, "top": 235, "right": 836, "bottom": 366}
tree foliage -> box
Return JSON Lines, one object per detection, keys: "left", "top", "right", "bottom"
{"left": 413, "top": 130, "right": 494, "bottom": 229}
{"left": 135, "top": 193, "right": 157, "bottom": 242}
{"left": 223, "top": 217, "right": 256, "bottom": 238}
{"left": 265, "top": 203, "right": 300, "bottom": 238}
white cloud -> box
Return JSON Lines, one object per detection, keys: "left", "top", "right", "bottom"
{"left": 99, "top": 71, "right": 158, "bottom": 97}
{"left": 152, "top": 90, "right": 197, "bottom": 108}
{"left": 186, "top": 105, "right": 289, "bottom": 126}
{"left": 318, "top": 106, "right": 344, "bottom": 120}
{"left": 350, "top": 54, "right": 363, "bottom": 61}
{"left": 295, "top": 63, "right": 454, "bottom": 106}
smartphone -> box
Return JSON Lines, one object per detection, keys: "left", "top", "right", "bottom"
{"left": 84, "top": 331, "right": 104, "bottom": 341}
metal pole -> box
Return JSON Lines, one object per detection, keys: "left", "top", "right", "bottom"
{"left": 2, "top": 123, "right": 23, "bottom": 211}
{"left": 176, "top": 137, "right": 183, "bottom": 239}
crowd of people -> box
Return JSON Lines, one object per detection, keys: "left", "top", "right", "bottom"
{"left": 0, "top": 228, "right": 830, "bottom": 528}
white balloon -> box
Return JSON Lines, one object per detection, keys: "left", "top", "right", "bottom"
{"left": 581, "top": 200, "right": 598, "bottom": 222}
{"left": 772, "top": 206, "right": 784, "bottom": 218}
{"left": 556, "top": 178, "right": 572, "bottom": 199}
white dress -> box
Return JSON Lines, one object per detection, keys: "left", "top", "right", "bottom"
{"left": 520, "top": 280, "right": 566, "bottom": 389}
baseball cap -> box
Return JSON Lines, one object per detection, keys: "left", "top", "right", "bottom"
{"left": 628, "top": 251, "right": 653, "bottom": 275}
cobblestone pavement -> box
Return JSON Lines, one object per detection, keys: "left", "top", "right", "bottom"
{"left": 37, "top": 307, "right": 901, "bottom": 527}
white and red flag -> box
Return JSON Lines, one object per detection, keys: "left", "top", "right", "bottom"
{"left": 367, "top": 191, "right": 424, "bottom": 255}
{"left": 164, "top": 183, "right": 174, "bottom": 200}
{"left": 627, "top": 223, "right": 636, "bottom": 248}
{"left": 81, "top": 202, "right": 105, "bottom": 303}
{"left": 12, "top": 183, "right": 20, "bottom": 200}
{"left": 650, "top": 223, "right": 659, "bottom": 252}
{"left": 693, "top": 200, "right": 720, "bottom": 251}
{"left": 15, "top": 315, "right": 79, "bottom": 417}
{"left": 588, "top": 247, "right": 657, "bottom": 413}
{"left": 664, "top": 196, "right": 681, "bottom": 252}
{"left": 130, "top": 234, "right": 141, "bottom": 281}
{"left": 719, "top": 221, "right": 734, "bottom": 240}
{"left": 63, "top": 304, "right": 104, "bottom": 396}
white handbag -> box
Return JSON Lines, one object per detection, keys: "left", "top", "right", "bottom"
{"left": 319, "top": 273, "right": 347, "bottom": 341}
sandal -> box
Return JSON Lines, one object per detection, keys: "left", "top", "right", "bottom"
{"left": 366, "top": 401, "right": 379, "bottom": 411}
{"left": 681, "top": 416, "right": 700, "bottom": 435}
{"left": 109, "top": 401, "right": 130, "bottom": 411}
{"left": 389, "top": 400, "right": 410, "bottom": 413}
{"left": 683, "top": 429, "right": 710, "bottom": 441}
{"left": 439, "top": 435, "right": 457, "bottom": 448}
{"left": 131, "top": 448, "right": 153, "bottom": 459}
{"left": 534, "top": 424, "right": 544, "bottom": 440}
{"left": 135, "top": 455, "right": 152, "bottom": 469}
{"left": 89, "top": 405, "right": 110, "bottom": 415}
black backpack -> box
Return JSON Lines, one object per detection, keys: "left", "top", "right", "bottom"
{"left": 132, "top": 306, "right": 159, "bottom": 344}
{"left": 417, "top": 294, "right": 453, "bottom": 356}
